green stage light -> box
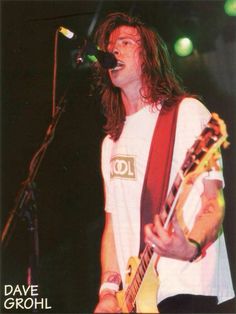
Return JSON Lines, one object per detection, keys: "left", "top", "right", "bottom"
{"left": 174, "top": 37, "right": 193, "bottom": 57}
{"left": 224, "top": 0, "right": 236, "bottom": 16}
{"left": 87, "top": 54, "right": 97, "bottom": 62}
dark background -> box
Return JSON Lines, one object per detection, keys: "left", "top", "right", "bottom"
{"left": 1, "top": 1, "right": 236, "bottom": 313}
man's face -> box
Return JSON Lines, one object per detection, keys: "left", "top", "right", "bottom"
{"left": 107, "top": 26, "right": 142, "bottom": 89}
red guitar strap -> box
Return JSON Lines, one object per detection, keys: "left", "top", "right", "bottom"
{"left": 139, "top": 99, "right": 181, "bottom": 253}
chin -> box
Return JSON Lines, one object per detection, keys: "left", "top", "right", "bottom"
{"left": 110, "top": 79, "right": 124, "bottom": 89}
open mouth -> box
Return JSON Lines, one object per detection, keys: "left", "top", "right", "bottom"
{"left": 111, "top": 60, "right": 125, "bottom": 72}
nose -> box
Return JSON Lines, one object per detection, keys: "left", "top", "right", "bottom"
{"left": 107, "top": 40, "right": 120, "bottom": 55}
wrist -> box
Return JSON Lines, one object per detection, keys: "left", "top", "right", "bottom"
{"left": 99, "top": 271, "right": 121, "bottom": 298}
{"left": 99, "top": 289, "right": 117, "bottom": 300}
{"left": 188, "top": 238, "right": 202, "bottom": 262}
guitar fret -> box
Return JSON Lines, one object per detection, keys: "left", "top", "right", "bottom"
{"left": 171, "top": 183, "right": 178, "bottom": 196}
{"left": 135, "top": 270, "right": 142, "bottom": 282}
{"left": 132, "top": 278, "right": 139, "bottom": 293}
{"left": 166, "top": 185, "right": 179, "bottom": 210}
{"left": 133, "top": 271, "right": 142, "bottom": 290}
{"left": 147, "top": 247, "right": 153, "bottom": 258}
{"left": 137, "top": 267, "right": 145, "bottom": 285}
{"left": 126, "top": 300, "right": 134, "bottom": 313}
{"left": 165, "top": 203, "right": 171, "bottom": 214}
{"left": 128, "top": 288, "right": 135, "bottom": 301}
{"left": 148, "top": 246, "right": 153, "bottom": 253}
{"left": 142, "top": 254, "right": 148, "bottom": 268}
{"left": 141, "top": 262, "right": 146, "bottom": 274}
{"left": 139, "top": 263, "right": 145, "bottom": 277}
{"left": 175, "top": 173, "right": 184, "bottom": 186}
{"left": 144, "top": 252, "right": 151, "bottom": 265}
{"left": 127, "top": 295, "right": 134, "bottom": 309}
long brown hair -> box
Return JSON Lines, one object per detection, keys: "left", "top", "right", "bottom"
{"left": 93, "top": 12, "right": 188, "bottom": 141}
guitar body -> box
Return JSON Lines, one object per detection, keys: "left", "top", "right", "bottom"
{"left": 116, "top": 256, "right": 160, "bottom": 313}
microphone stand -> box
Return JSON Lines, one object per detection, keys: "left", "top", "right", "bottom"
{"left": 1, "top": 101, "right": 65, "bottom": 285}
{"left": 1, "top": 49, "right": 85, "bottom": 286}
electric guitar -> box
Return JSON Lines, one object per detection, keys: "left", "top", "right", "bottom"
{"left": 116, "top": 113, "right": 229, "bottom": 313}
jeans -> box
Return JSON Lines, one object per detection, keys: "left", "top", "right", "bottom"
{"left": 158, "top": 294, "right": 235, "bottom": 313}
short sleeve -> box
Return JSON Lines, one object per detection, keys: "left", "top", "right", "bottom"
{"left": 173, "top": 98, "right": 224, "bottom": 192}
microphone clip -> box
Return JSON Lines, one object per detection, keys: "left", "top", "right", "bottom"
{"left": 75, "top": 39, "right": 98, "bottom": 66}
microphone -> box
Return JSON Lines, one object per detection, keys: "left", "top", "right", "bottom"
{"left": 58, "top": 26, "right": 117, "bottom": 69}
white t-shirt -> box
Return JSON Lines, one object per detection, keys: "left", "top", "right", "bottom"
{"left": 101, "top": 97, "right": 235, "bottom": 304}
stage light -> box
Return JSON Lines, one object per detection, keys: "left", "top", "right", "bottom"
{"left": 224, "top": 0, "right": 236, "bottom": 16}
{"left": 174, "top": 37, "right": 193, "bottom": 57}
{"left": 87, "top": 55, "right": 97, "bottom": 62}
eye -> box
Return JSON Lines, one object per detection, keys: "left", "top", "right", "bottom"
{"left": 121, "top": 39, "right": 132, "bottom": 46}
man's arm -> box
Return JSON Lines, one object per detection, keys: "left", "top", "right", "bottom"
{"left": 144, "top": 178, "right": 225, "bottom": 261}
{"left": 188, "top": 178, "right": 225, "bottom": 249}
{"left": 94, "top": 212, "right": 121, "bottom": 313}
{"left": 100, "top": 212, "right": 120, "bottom": 280}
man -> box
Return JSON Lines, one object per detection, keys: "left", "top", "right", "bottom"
{"left": 93, "top": 12, "right": 235, "bottom": 313}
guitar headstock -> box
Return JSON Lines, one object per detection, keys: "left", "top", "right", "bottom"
{"left": 208, "top": 113, "right": 229, "bottom": 149}
{"left": 182, "top": 112, "right": 229, "bottom": 178}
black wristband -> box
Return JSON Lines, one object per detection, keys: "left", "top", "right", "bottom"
{"left": 188, "top": 238, "right": 202, "bottom": 262}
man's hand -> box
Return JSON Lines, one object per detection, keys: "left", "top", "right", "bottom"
{"left": 94, "top": 292, "right": 121, "bottom": 313}
{"left": 144, "top": 214, "right": 198, "bottom": 261}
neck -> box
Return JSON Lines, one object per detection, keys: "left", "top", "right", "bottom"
{"left": 121, "top": 82, "right": 148, "bottom": 116}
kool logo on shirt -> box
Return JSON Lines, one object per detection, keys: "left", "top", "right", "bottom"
{"left": 110, "top": 155, "right": 136, "bottom": 180}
